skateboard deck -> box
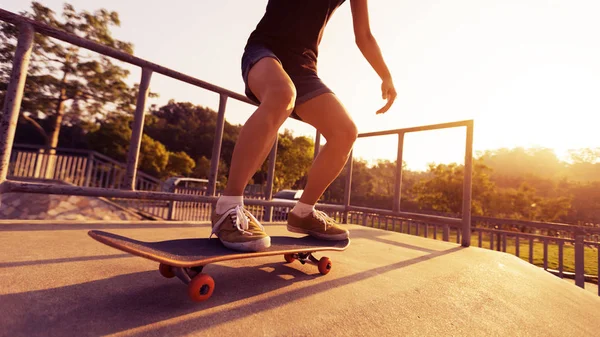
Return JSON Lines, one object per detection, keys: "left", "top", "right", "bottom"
{"left": 88, "top": 230, "right": 350, "bottom": 302}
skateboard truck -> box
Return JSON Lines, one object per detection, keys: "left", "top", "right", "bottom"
{"left": 158, "top": 252, "right": 332, "bottom": 302}
{"left": 159, "top": 264, "right": 216, "bottom": 302}
{"left": 284, "top": 252, "right": 332, "bottom": 274}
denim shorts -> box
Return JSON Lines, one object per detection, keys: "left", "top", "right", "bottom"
{"left": 241, "top": 44, "right": 334, "bottom": 120}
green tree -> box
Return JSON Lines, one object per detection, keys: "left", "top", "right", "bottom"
{"left": 145, "top": 101, "right": 241, "bottom": 169}
{"left": 138, "top": 135, "right": 169, "bottom": 177}
{"left": 86, "top": 115, "right": 187, "bottom": 178}
{"left": 370, "top": 160, "right": 396, "bottom": 197}
{"left": 271, "top": 130, "right": 314, "bottom": 190}
{"left": 409, "top": 159, "right": 496, "bottom": 216}
{"left": 478, "top": 147, "right": 565, "bottom": 182}
{"left": 323, "top": 158, "right": 374, "bottom": 205}
{"left": 0, "top": 2, "right": 142, "bottom": 148}
{"left": 568, "top": 181, "right": 600, "bottom": 224}
{"left": 191, "top": 156, "right": 229, "bottom": 190}
{"left": 567, "top": 148, "right": 600, "bottom": 183}
{"left": 165, "top": 151, "right": 195, "bottom": 178}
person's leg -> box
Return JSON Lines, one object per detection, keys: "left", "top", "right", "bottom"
{"left": 295, "top": 93, "right": 358, "bottom": 204}
{"left": 223, "top": 57, "right": 296, "bottom": 197}
{"left": 286, "top": 93, "right": 357, "bottom": 240}
{"left": 212, "top": 56, "right": 296, "bottom": 252}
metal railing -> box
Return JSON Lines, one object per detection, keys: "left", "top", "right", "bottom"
{"left": 0, "top": 7, "right": 472, "bottom": 247}
{"left": 352, "top": 211, "right": 600, "bottom": 295}
{"left": 8, "top": 144, "right": 163, "bottom": 191}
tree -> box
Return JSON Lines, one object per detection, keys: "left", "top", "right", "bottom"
{"left": 271, "top": 130, "right": 314, "bottom": 191}
{"left": 145, "top": 101, "right": 241, "bottom": 169}
{"left": 138, "top": 135, "right": 169, "bottom": 177}
{"left": 86, "top": 115, "right": 189, "bottom": 179}
{"left": 165, "top": 151, "right": 195, "bottom": 178}
{"left": 568, "top": 181, "right": 600, "bottom": 224}
{"left": 0, "top": 2, "right": 141, "bottom": 148}
{"left": 478, "top": 147, "right": 565, "bottom": 182}
{"left": 370, "top": 160, "right": 396, "bottom": 197}
{"left": 191, "top": 156, "right": 229, "bottom": 190}
{"left": 323, "top": 158, "right": 374, "bottom": 205}
{"left": 409, "top": 159, "right": 496, "bottom": 216}
{"left": 567, "top": 148, "right": 600, "bottom": 183}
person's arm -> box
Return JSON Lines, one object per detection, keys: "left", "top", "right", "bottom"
{"left": 350, "top": 0, "right": 397, "bottom": 114}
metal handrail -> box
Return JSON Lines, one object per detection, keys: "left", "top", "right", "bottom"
{"left": 0, "top": 8, "right": 255, "bottom": 106}
{"left": 0, "top": 8, "right": 472, "bottom": 245}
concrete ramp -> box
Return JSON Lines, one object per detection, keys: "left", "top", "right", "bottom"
{"left": 0, "top": 191, "right": 143, "bottom": 221}
{"left": 0, "top": 222, "right": 598, "bottom": 336}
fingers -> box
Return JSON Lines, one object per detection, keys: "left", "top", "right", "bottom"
{"left": 377, "top": 88, "right": 397, "bottom": 114}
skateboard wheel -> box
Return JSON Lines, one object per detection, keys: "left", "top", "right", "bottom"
{"left": 284, "top": 254, "right": 296, "bottom": 263}
{"left": 187, "top": 273, "right": 215, "bottom": 302}
{"left": 318, "top": 257, "right": 332, "bottom": 275}
{"left": 159, "top": 263, "right": 175, "bottom": 278}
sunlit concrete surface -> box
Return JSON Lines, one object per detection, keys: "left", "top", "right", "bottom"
{"left": 1, "top": 221, "right": 599, "bottom": 337}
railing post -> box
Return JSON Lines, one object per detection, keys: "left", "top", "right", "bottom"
{"left": 207, "top": 94, "right": 228, "bottom": 196}
{"left": 461, "top": 121, "right": 474, "bottom": 247}
{"left": 33, "top": 148, "right": 45, "bottom": 178}
{"left": 124, "top": 68, "right": 153, "bottom": 190}
{"left": 0, "top": 23, "right": 34, "bottom": 183}
{"left": 313, "top": 130, "right": 321, "bottom": 160}
{"left": 343, "top": 150, "right": 353, "bottom": 224}
{"left": 264, "top": 137, "right": 278, "bottom": 222}
{"left": 84, "top": 152, "right": 94, "bottom": 187}
{"left": 393, "top": 132, "right": 405, "bottom": 212}
{"left": 574, "top": 231, "right": 585, "bottom": 288}
{"left": 443, "top": 224, "right": 450, "bottom": 242}
{"left": 166, "top": 182, "right": 177, "bottom": 220}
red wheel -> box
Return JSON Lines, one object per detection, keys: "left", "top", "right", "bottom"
{"left": 187, "top": 273, "right": 215, "bottom": 302}
{"left": 318, "top": 257, "right": 332, "bottom": 275}
{"left": 159, "top": 263, "right": 175, "bottom": 278}
{"left": 284, "top": 254, "right": 296, "bottom": 263}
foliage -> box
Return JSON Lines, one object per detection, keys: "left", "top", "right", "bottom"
{"left": 0, "top": 2, "right": 148, "bottom": 148}
{"left": 86, "top": 115, "right": 191, "bottom": 179}
{"left": 145, "top": 101, "right": 240, "bottom": 169}
{"left": 191, "top": 156, "right": 229, "bottom": 190}
{"left": 165, "top": 151, "right": 195, "bottom": 178}
{"left": 252, "top": 130, "right": 314, "bottom": 191}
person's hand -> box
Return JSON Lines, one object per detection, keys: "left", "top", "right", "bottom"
{"left": 376, "top": 77, "right": 397, "bottom": 114}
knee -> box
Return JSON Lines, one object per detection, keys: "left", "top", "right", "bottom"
{"left": 345, "top": 121, "right": 359, "bottom": 147}
{"left": 330, "top": 120, "right": 358, "bottom": 149}
{"left": 262, "top": 85, "right": 296, "bottom": 112}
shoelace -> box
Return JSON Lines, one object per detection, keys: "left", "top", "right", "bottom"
{"left": 313, "top": 209, "right": 334, "bottom": 231}
{"left": 211, "top": 205, "right": 264, "bottom": 238}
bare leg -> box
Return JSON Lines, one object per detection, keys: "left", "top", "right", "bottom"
{"left": 223, "top": 58, "right": 296, "bottom": 196}
{"left": 293, "top": 93, "right": 358, "bottom": 205}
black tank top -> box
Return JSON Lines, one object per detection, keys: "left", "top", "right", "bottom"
{"left": 246, "top": 0, "right": 346, "bottom": 75}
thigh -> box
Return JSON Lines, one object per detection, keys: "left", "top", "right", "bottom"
{"left": 246, "top": 57, "right": 296, "bottom": 103}
{"left": 294, "top": 93, "right": 358, "bottom": 141}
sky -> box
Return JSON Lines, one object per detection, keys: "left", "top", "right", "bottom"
{"left": 3, "top": 0, "right": 600, "bottom": 170}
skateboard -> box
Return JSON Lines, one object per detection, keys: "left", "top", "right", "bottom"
{"left": 88, "top": 230, "right": 350, "bottom": 302}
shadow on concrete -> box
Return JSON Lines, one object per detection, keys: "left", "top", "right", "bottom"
{"left": 126, "top": 245, "right": 465, "bottom": 337}
{"left": 1, "top": 245, "right": 463, "bottom": 337}
{"left": 0, "top": 222, "right": 210, "bottom": 232}
{"left": 0, "top": 253, "right": 131, "bottom": 268}
{"left": 349, "top": 228, "right": 450, "bottom": 253}
{"left": 1, "top": 262, "right": 317, "bottom": 337}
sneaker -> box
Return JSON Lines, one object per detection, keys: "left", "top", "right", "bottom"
{"left": 287, "top": 209, "right": 349, "bottom": 240}
{"left": 211, "top": 205, "right": 271, "bottom": 252}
